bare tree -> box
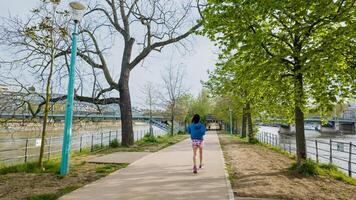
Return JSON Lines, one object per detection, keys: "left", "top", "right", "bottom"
{"left": 1, "top": 0, "right": 204, "bottom": 147}
{"left": 141, "top": 81, "right": 157, "bottom": 135}
{"left": 160, "top": 63, "right": 186, "bottom": 135}
{"left": 37, "top": 0, "right": 61, "bottom": 169}
{"left": 0, "top": 1, "right": 120, "bottom": 167}
{"left": 76, "top": 0, "right": 203, "bottom": 145}
{"left": 0, "top": 2, "right": 122, "bottom": 114}
{"left": 0, "top": 1, "right": 70, "bottom": 119}
{"left": 0, "top": 1, "right": 67, "bottom": 168}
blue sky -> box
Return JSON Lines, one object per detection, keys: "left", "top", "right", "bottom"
{"left": 0, "top": 0, "right": 217, "bottom": 107}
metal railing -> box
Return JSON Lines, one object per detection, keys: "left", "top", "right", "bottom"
{"left": 150, "top": 119, "right": 169, "bottom": 131}
{"left": 0, "top": 129, "right": 165, "bottom": 167}
{"left": 256, "top": 131, "right": 356, "bottom": 177}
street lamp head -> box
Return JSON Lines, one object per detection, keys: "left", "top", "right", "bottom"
{"left": 51, "top": 0, "right": 61, "bottom": 5}
{"left": 51, "top": 0, "right": 61, "bottom": 10}
{"left": 69, "top": 1, "right": 86, "bottom": 23}
{"left": 28, "top": 86, "right": 36, "bottom": 92}
{"left": 229, "top": 107, "right": 232, "bottom": 112}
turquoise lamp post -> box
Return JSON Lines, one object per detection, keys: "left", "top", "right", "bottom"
{"left": 229, "top": 107, "right": 232, "bottom": 135}
{"left": 60, "top": 1, "right": 86, "bottom": 176}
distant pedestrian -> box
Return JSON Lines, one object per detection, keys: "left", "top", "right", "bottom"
{"left": 187, "top": 114, "right": 206, "bottom": 174}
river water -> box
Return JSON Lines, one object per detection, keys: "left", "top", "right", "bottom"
{"left": 259, "top": 126, "right": 356, "bottom": 142}
{"left": 259, "top": 126, "right": 356, "bottom": 176}
{"left": 0, "top": 122, "right": 166, "bottom": 166}
{"left": 0, "top": 121, "right": 154, "bottom": 140}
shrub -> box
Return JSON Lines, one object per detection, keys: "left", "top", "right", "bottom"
{"left": 109, "top": 139, "right": 119, "bottom": 148}
{"left": 248, "top": 137, "right": 259, "bottom": 144}
{"left": 177, "top": 130, "right": 187, "bottom": 135}
{"left": 319, "top": 163, "right": 338, "bottom": 171}
{"left": 142, "top": 134, "right": 158, "bottom": 143}
{"left": 289, "top": 159, "right": 320, "bottom": 176}
{"left": 289, "top": 160, "right": 356, "bottom": 185}
{"left": 42, "top": 160, "right": 60, "bottom": 173}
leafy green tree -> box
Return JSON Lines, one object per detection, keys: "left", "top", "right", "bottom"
{"left": 175, "top": 94, "right": 194, "bottom": 128}
{"left": 202, "top": 0, "right": 355, "bottom": 164}
{"left": 205, "top": 61, "right": 264, "bottom": 141}
{"left": 188, "top": 89, "right": 212, "bottom": 123}
{"left": 209, "top": 95, "right": 242, "bottom": 133}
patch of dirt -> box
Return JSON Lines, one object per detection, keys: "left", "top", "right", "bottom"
{"left": 219, "top": 134, "right": 356, "bottom": 200}
{"left": 0, "top": 134, "right": 188, "bottom": 200}
{"left": 95, "top": 134, "right": 188, "bottom": 154}
{"left": 0, "top": 155, "right": 122, "bottom": 200}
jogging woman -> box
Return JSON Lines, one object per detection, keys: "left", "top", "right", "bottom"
{"left": 187, "top": 114, "right": 206, "bottom": 174}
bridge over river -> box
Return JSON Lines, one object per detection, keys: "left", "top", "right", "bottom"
{"left": 268, "top": 117, "right": 356, "bottom": 134}
{"left": 0, "top": 112, "right": 167, "bottom": 122}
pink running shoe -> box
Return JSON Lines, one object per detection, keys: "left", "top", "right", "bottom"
{"left": 193, "top": 166, "right": 197, "bottom": 174}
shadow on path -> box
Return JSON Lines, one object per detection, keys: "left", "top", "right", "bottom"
{"left": 60, "top": 131, "right": 232, "bottom": 200}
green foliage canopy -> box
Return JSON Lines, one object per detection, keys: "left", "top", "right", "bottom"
{"left": 202, "top": 0, "right": 356, "bottom": 120}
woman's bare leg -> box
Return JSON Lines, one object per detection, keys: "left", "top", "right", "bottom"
{"left": 199, "top": 146, "right": 203, "bottom": 167}
{"left": 193, "top": 146, "right": 198, "bottom": 167}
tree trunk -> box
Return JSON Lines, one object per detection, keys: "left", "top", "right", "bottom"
{"left": 246, "top": 103, "right": 254, "bottom": 142}
{"left": 119, "top": 69, "right": 134, "bottom": 146}
{"left": 241, "top": 106, "right": 247, "bottom": 138}
{"left": 294, "top": 72, "right": 306, "bottom": 165}
{"left": 149, "top": 98, "right": 153, "bottom": 136}
{"left": 39, "top": 21, "right": 55, "bottom": 168}
{"left": 38, "top": 81, "right": 51, "bottom": 168}
{"left": 236, "top": 117, "right": 239, "bottom": 134}
{"left": 170, "top": 106, "right": 174, "bottom": 136}
{"left": 231, "top": 115, "right": 235, "bottom": 133}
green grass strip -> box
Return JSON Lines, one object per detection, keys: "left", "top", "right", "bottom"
{"left": 27, "top": 185, "right": 81, "bottom": 200}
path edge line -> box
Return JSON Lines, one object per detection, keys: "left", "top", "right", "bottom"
{"left": 217, "top": 132, "right": 235, "bottom": 200}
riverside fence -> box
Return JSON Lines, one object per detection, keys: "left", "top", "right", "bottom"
{"left": 256, "top": 131, "right": 356, "bottom": 177}
{"left": 0, "top": 129, "right": 165, "bottom": 167}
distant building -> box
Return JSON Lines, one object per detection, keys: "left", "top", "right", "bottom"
{"left": 343, "top": 101, "right": 356, "bottom": 119}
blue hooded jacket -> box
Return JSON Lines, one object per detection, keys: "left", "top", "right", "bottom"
{"left": 187, "top": 123, "right": 206, "bottom": 140}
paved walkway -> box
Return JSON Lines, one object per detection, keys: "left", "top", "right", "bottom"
{"left": 88, "top": 152, "right": 152, "bottom": 164}
{"left": 60, "top": 131, "right": 233, "bottom": 200}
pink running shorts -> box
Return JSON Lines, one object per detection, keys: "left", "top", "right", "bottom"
{"left": 192, "top": 139, "right": 204, "bottom": 148}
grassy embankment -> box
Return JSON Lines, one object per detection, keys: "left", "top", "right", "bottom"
{"left": 0, "top": 133, "right": 188, "bottom": 200}
{"left": 224, "top": 133, "right": 356, "bottom": 186}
